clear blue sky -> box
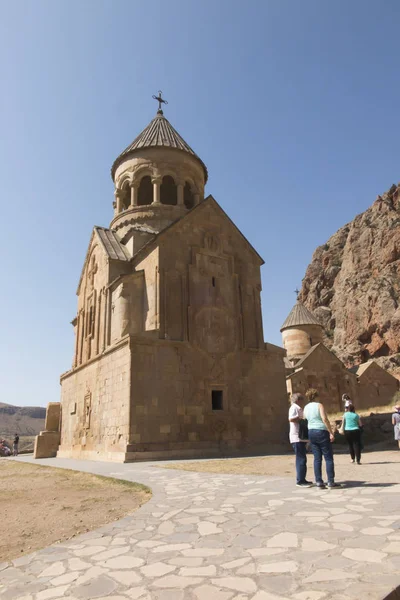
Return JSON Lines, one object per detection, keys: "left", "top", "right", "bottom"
{"left": 1, "top": 1, "right": 399, "bottom": 407}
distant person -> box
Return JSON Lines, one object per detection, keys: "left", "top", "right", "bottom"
{"left": 343, "top": 404, "right": 363, "bottom": 464}
{"left": 392, "top": 406, "right": 400, "bottom": 450}
{"left": 0, "top": 440, "right": 11, "bottom": 457}
{"left": 342, "top": 394, "right": 352, "bottom": 409}
{"left": 288, "top": 393, "right": 313, "bottom": 488}
{"left": 304, "top": 389, "right": 341, "bottom": 489}
{"left": 13, "top": 434, "right": 19, "bottom": 457}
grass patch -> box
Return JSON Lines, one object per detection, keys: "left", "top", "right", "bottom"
{"left": 0, "top": 460, "right": 151, "bottom": 562}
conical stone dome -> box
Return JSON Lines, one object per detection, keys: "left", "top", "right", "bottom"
{"left": 109, "top": 105, "right": 208, "bottom": 244}
{"left": 111, "top": 110, "right": 208, "bottom": 182}
{"left": 281, "top": 301, "right": 324, "bottom": 362}
{"left": 280, "top": 302, "right": 322, "bottom": 331}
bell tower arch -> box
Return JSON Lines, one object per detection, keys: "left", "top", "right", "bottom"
{"left": 110, "top": 92, "right": 208, "bottom": 242}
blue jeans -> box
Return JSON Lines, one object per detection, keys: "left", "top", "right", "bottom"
{"left": 308, "top": 429, "right": 335, "bottom": 484}
{"left": 292, "top": 442, "right": 307, "bottom": 484}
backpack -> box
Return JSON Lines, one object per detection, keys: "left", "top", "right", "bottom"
{"left": 299, "top": 419, "right": 309, "bottom": 440}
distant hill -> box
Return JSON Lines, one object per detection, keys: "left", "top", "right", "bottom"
{"left": 0, "top": 402, "right": 46, "bottom": 438}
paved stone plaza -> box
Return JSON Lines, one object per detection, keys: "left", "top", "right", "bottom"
{"left": 1, "top": 456, "right": 400, "bottom": 600}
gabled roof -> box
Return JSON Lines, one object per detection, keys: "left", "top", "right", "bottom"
{"left": 280, "top": 302, "right": 323, "bottom": 331}
{"left": 349, "top": 361, "right": 389, "bottom": 377}
{"left": 294, "top": 343, "right": 321, "bottom": 367}
{"left": 77, "top": 227, "right": 131, "bottom": 295}
{"left": 286, "top": 343, "right": 350, "bottom": 378}
{"left": 355, "top": 360, "right": 390, "bottom": 377}
{"left": 355, "top": 360, "right": 398, "bottom": 382}
{"left": 355, "top": 362, "right": 372, "bottom": 376}
{"left": 284, "top": 357, "right": 294, "bottom": 370}
{"left": 95, "top": 227, "right": 131, "bottom": 262}
{"left": 111, "top": 110, "right": 208, "bottom": 182}
{"left": 129, "top": 195, "right": 265, "bottom": 267}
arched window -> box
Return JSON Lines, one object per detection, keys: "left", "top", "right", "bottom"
{"left": 137, "top": 176, "right": 153, "bottom": 206}
{"left": 184, "top": 181, "right": 195, "bottom": 209}
{"left": 121, "top": 182, "right": 130, "bottom": 211}
{"left": 160, "top": 175, "right": 177, "bottom": 205}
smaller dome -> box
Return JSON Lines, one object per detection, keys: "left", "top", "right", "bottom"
{"left": 280, "top": 302, "right": 322, "bottom": 332}
{"left": 111, "top": 110, "right": 208, "bottom": 182}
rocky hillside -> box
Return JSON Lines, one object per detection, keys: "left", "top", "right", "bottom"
{"left": 0, "top": 402, "right": 46, "bottom": 437}
{"left": 300, "top": 183, "right": 400, "bottom": 376}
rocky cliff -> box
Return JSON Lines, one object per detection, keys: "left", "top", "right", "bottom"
{"left": 300, "top": 183, "right": 400, "bottom": 377}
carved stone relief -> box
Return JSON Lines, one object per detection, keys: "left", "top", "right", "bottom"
{"left": 204, "top": 231, "right": 221, "bottom": 254}
{"left": 84, "top": 390, "right": 92, "bottom": 430}
{"left": 194, "top": 307, "right": 236, "bottom": 354}
{"left": 87, "top": 255, "right": 98, "bottom": 291}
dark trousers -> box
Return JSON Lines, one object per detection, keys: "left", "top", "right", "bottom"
{"left": 308, "top": 429, "right": 335, "bottom": 484}
{"left": 292, "top": 442, "right": 307, "bottom": 484}
{"left": 345, "top": 429, "right": 361, "bottom": 462}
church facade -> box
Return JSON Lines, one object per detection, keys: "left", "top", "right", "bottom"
{"left": 37, "top": 99, "right": 288, "bottom": 462}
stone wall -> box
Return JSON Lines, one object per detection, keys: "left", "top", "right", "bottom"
{"left": 58, "top": 339, "right": 131, "bottom": 462}
{"left": 34, "top": 402, "right": 61, "bottom": 459}
{"left": 357, "top": 363, "right": 399, "bottom": 410}
{"left": 334, "top": 411, "right": 396, "bottom": 447}
{"left": 287, "top": 346, "right": 359, "bottom": 413}
{"left": 126, "top": 339, "right": 287, "bottom": 460}
{"left": 135, "top": 247, "right": 159, "bottom": 332}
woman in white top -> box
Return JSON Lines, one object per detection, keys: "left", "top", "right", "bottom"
{"left": 288, "top": 393, "right": 313, "bottom": 488}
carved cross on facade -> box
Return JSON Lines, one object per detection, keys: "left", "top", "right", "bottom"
{"left": 88, "top": 257, "right": 98, "bottom": 288}
{"left": 152, "top": 90, "right": 168, "bottom": 113}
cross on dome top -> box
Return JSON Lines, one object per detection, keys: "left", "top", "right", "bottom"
{"left": 110, "top": 92, "right": 208, "bottom": 182}
{"left": 152, "top": 90, "right": 168, "bottom": 114}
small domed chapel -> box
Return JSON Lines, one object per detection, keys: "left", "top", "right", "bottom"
{"left": 37, "top": 95, "right": 288, "bottom": 462}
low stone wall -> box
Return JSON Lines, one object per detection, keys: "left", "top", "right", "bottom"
{"left": 34, "top": 402, "right": 61, "bottom": 459}
{"left": 334, "top": 412, "right": 394, "bottom": 447}
{"left": 34, "top": 431, "right": 61, "bottom": 458}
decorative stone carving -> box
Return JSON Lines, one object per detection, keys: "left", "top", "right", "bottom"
{"left": 204, "top": 231, "right": 221, "bottom": 253}
{"left": 84, "top": 390, "right": 92, "bottom": 430}
{"left": 194, "top": 307, "right": 236, "bottom": 354}
{"left": 209, "top": 356, "right": 226, "bottom": 380}
{"left": 87, "top": 256, "right": 98, "bottom": 290}
{"left": 212, "top": 419, "right": 227, "bottom": 436}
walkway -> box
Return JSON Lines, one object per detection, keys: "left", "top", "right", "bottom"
{"left": 1, "top": 455, "right": 400, "bottom": 600}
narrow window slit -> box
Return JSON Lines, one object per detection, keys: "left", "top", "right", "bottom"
{"left": 212, "top": 390, "right": 223, "bottom": 410}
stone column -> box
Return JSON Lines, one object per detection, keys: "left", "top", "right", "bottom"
{"left": 177, "top": 181, "right": 184, "bottom": 206}
{"left": 73, "top": 315, "right": 79, "bottom": 368}
{"left": 194, "top": 193, "right": 200, "bottom": 206}
{"left": 130, "top": 182, "right": 138, "bottom": 208}
{"left": 152, "top": 177, "right": 161, "bottom": 205}
{"left": 96, "top": 293, "right": 102, "bottom": 355}
{"left": 115, "top": 189, "right": 122, "bottom": 213}
{"left": 102, "top": 288, "right": 107, "bottom": 352}
{"left": 79, "top": 310, "right": 85, "bottom": 365}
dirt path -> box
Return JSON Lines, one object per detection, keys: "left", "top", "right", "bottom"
{"left": 0, "top": 460, "right": 151, "bottom": 562}
{"left": 161, "top": 448, "right": 400, "bottom": 484}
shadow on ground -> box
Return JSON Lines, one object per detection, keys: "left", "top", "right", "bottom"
{"left": 343, "top": 480, "right": 397, "bottom": 488}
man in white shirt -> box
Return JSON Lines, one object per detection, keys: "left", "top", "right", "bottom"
{"left": 289, "top": 393, "right": 312, "bottom": 488}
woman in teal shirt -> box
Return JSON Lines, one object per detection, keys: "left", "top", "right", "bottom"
{"left": 343, "top": 404, "right": 363, "bottom": 464}
{"left": 304, "top": 389, "right": 340, "bottom": 489}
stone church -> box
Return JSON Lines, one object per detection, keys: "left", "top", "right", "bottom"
{"left": 35, "top": 97, "right": 288, "bottom": 462}
{"left": 281, "top": 300, "right": 399, "bottom": 412}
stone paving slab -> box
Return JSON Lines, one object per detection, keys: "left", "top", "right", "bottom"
{"left": 0, "top": 456, "right": 399, "bottom": 600}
